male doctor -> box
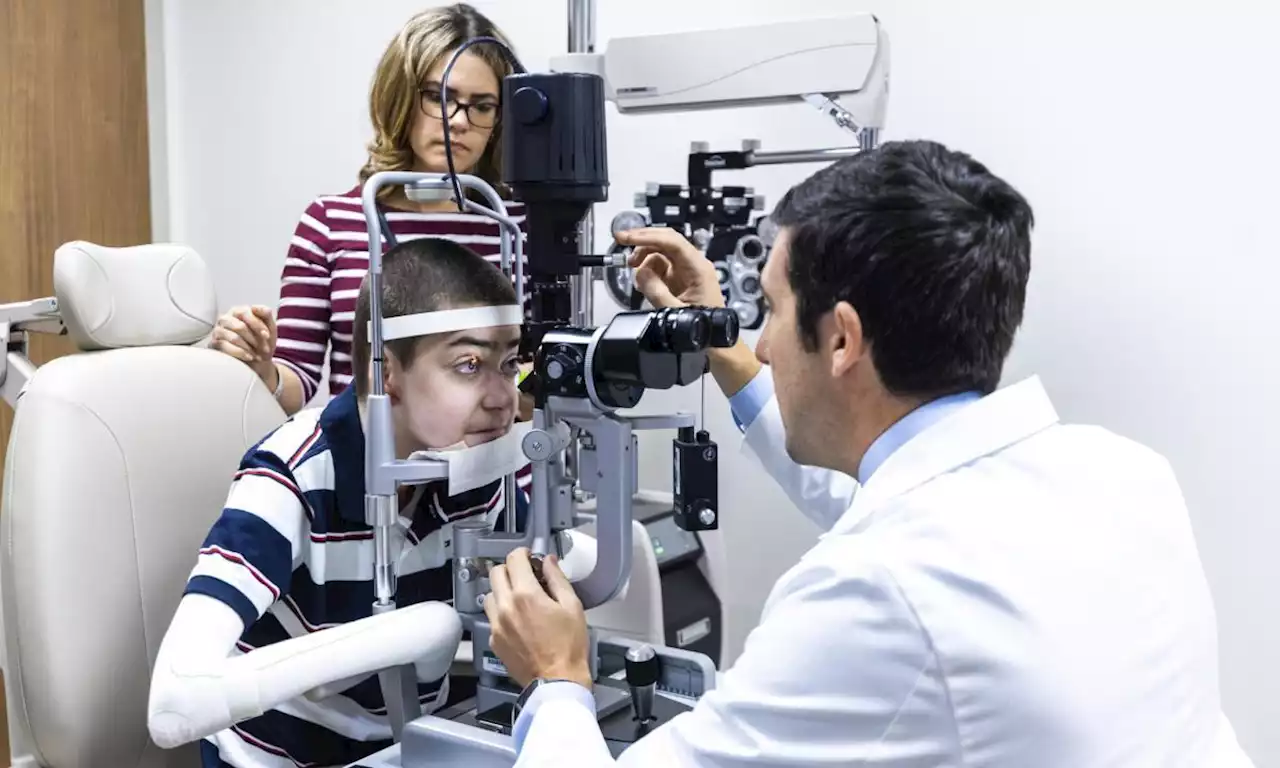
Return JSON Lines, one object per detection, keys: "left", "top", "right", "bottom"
{"left": 483, "top": 140, "right": 1254, "bottom": 766}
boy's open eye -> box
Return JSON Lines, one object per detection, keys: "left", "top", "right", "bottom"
{"left": 501, "top": 357, "right": 520, "bottom": 376}
{"left": 454, "top": 356, "right": 481, "bottom": 374}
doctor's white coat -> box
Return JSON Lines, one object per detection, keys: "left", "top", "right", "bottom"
{"left": 517, "top": 376, "right": 1254, "bottom": 767}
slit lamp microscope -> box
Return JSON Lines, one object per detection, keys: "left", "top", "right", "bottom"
{"left": 345, "top": 7, "right": 889, "bottom": 765}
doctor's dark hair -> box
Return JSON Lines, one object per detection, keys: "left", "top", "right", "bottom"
{"left": 772, "top": 139, "right": 1034, "bottom": 398}
{"left": 351, "top": 237, "right": 518, "bottom": 400}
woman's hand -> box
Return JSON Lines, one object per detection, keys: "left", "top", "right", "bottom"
{"left": 211, "top": 305, "right": 279, "bottom": 388}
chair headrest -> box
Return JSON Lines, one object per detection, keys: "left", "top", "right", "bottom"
{"left": 53, "top": 241, "right": 217, "bottom": 351}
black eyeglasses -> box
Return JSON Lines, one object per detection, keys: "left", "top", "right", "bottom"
{"left": 419, "top": 87, "right": 501, "bottom": 129}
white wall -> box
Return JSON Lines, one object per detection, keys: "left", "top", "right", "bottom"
{"left": 149, "top": 0, "right": 1280, "bottom": 762}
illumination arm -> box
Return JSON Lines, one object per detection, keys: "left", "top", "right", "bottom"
{"left": 549, "top": 13, "right": 890, "bottom": 144}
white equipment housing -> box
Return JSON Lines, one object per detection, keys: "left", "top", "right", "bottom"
{"left": 552, "top": 14, "right": 889, "bottom": 141}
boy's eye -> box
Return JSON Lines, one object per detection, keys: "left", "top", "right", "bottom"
{"left": 455, "top": 357, "right": 480, "bottom": 374}
{"left": 501, "top": 358, "right": 520, "bottom": 375}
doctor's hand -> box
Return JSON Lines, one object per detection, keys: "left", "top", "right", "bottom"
{"left": 617, "top": 227, "right": 724, "bottom": 310}
{"left": 484, "top": 549, "right": 592, "bottom": 690}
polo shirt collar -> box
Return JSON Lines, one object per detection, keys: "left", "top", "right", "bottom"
{"left": 318, "top": 386, "right": 370, "bottom": 523}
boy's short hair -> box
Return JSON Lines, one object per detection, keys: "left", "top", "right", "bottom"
{"left": 352, "top": 237, "right": 518, "bottom": 399}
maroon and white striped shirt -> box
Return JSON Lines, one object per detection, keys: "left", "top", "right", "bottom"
{"left": 272, "top": 184, "right": 528, "bottom": 402}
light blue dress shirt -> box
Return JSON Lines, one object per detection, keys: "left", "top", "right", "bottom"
{"left": 730, "top": 369, "right": 981, "bottom": 483}
{"left": 512, "top": 681, "right": 598, "bottom": 751}
{"left": 512, "top": 367, "right": 981, "bottom": 753}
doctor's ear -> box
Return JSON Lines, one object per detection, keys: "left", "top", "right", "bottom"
{"left": 828, "top": 302, "right": 865, "bottom": 377}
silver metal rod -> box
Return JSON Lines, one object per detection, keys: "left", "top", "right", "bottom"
{"left": 366, "top": 493, "right": 398, "bottom": 606}
{"left": 568, "top": 0, "right": 596, "bottom": 53}
{"left": 503, "top": 474, "right": 518, "bottom": 533}
{"left": 567, "top": 1, "right": 597, "bottom": 490}
{"left": 749, "top": 146, "right": 862, "bottom": 166}
{"left": 576, "top": 217, "right": 595, "bottom": 329}
{"left": 529, "top": 407, "right": 554, "bottom": 555}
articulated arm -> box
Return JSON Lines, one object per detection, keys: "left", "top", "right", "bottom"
{"left": 550, "top": 13, "right": 889, "bottom": 144}
{"left": 147, "top": 594, "right": 462, "bottom": 749}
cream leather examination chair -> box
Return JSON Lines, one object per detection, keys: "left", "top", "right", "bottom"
{"left": 0, "top": 242, "right": 286, "bottom": 768}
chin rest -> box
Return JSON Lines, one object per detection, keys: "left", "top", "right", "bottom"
{"left": 0, "top": 242, "right": 286, "bottom": 768}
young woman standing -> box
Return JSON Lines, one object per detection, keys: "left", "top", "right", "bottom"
{"left": 211, "top": 4, "right": 528, "bottom": 417}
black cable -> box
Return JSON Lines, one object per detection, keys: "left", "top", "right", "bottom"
{"left": 438, "top": 37, "right": 526, "bottom": 210}
{"left": 376, "top": 207, "right": 398, "bottom": 250}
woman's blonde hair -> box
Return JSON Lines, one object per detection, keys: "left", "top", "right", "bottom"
{"left": 360, "top": 4, "right": 517, "bottom": 200}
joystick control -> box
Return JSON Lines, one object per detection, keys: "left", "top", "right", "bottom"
{"left": 625, "top": 644, "right": 659, "bottom": 725}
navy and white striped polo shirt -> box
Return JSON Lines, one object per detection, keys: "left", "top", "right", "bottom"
{"left": 185, "top": 384, "right": 529, "bottom": 768}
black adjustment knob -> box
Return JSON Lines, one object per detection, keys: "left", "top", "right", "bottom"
{"left": 511, "top": 86, "right": 549, "bottom": 125}
{"left": 708, "top": 307, "right": 739, "bottom": 348}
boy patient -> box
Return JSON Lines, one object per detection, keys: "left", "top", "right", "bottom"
{"left": 149, "top": 238, "right": 533, "bottom": 768}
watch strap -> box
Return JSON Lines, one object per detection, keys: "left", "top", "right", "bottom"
{"left": 512, "top": 677, "right": 584, "bottom": 725}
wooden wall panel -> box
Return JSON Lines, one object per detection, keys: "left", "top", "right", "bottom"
{"left": 0, "top": 0, "right": 152, "bottom": 756}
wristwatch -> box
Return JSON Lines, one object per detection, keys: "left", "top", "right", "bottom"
{"left": 512, "top": 678, "right": 582, "bottom": 726}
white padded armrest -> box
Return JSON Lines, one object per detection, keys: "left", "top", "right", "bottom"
{"left": 53, "top": 241, "right": 216, "bottom": 351}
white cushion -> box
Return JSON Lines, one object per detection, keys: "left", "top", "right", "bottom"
{"left": 53, "top": 242, "right": 216, "bottom": 351}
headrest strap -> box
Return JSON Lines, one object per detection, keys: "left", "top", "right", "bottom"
{"left": 373, "top": 305, "right": 523, "bottom": 342}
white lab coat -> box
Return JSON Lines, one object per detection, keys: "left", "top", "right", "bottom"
{"left": 517, "top": 375, "right": 1255, "bottom": 767}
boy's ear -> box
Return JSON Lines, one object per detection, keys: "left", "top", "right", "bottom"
{"left": 382, "top": 346, "right": 399, "bottom": 400}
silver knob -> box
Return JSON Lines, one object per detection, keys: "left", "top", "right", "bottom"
{"left": 698, "top": 507, "right": 717, "bottom": 527}
{"left": 523, "top": 429, "right": 556, "bottom": 461}
{"left": 625, "top": 644, "right": 659, "bottom": 724}
{"left": 611, "top": 210, "right": 648, "bottom": 235}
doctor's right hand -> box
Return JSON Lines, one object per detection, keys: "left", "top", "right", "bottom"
{"left": 211, "top": 305, "right": 279, "bottom": 389}
{"left": 617, "top": 227, "right": 724, "bottom": 310}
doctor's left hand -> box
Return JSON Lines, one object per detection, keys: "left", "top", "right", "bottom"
{"left": 484, "top": 549, "right": 592, "bottom": 690}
